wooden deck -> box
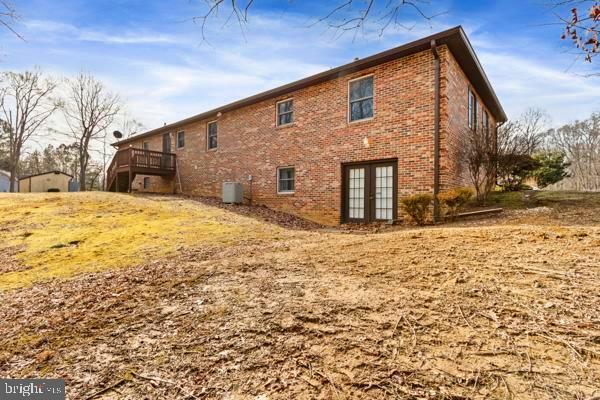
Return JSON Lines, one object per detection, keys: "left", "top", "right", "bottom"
{"left": 106, "top": 147, "right": 176, "bottom": 192}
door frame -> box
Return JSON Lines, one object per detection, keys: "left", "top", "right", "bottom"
{"left": 162, "top": 133, "right": 172, "bottom": 169}
{"left": 341, "top": 158, "right": 398, "bottom": 224}
{"left": 162, "top": 133, "right": 171, "bottom": 153}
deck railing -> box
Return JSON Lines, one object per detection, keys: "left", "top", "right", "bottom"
{"left": 106, "top": 147, "right": 176, "bottom": 190}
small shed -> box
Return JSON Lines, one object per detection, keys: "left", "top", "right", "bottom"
{"left": 0, "top": 170, "right": 15, "bottom": 192}
{"left": 19, "top": 171, "right": 73, "bottom": 193}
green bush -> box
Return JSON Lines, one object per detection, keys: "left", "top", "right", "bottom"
{"left": 400, "top": 194, "right": 433, "bottom": 225}
{"left": 532, "top": 151, "right": 570, "bottom": 188}
{"left": 437, "top": 187, "right": 473, "bottom": 221}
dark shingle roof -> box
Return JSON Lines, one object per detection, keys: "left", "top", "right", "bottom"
{"left": 115, "top": 26, "right": 505, "bottom": 146}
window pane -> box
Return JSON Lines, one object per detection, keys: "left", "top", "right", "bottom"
{"left": 278, "top": 100, "right": 292, "bottom": 114}
{"left": 468, "top": 91, "right": 474, "bottom": 128}
{"left": 278, "top": 168, "right": 295, "bottom": 192}
{"left": 350, "top": 77, "right": 373, "bottom": 100}
{"left": 350, "top": 101, "right": 362, "bottom": 121}
{"left": 361, "top": 98, "right": 373, "bottom": 119}
{"left": 350, "top": 98, "right": 373, "bottom": 121}
{"left": 278, "top": 112, "right": 292, "bottom": 126}
{"left": 177, "top": 132, "right": 185, "bottom": 148}
{"left": 208, "top": 123, "right": 217, "bottom": 149}
{"left": 277, "top": 100, "right": 293, "bottom": 125}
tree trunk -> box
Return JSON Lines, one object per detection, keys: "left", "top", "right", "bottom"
{"left": 9, "top": 166, "right": 17, "bottom": 192}
{"left": 78, "top": 146, "right": 89, "bottom": 192}
{"left": 79, "top": 167, "right": 87, "bottom": 192}
{"left": 8, "top": 149, "right": 19, "bottom": 192}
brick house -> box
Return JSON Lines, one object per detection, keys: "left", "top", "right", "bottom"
{"left": 108, "top": 26, "right": 506, "bottom": 225}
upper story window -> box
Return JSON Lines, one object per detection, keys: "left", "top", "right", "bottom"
{"left": 176, "top": 131, "right": 185, "bottom": 149}
{"left": 277, "top": 167, "right": 295, "bottom": 194}
{"left": 468, "top": 89, "right": 477, "bottom": 130}
{"left": 207, "top": 121, "right": 218, "bottom": 150}
{"left": 276, "top": 99, "right": 294, "bottom": 126}
{"left": 142, "top": 141, "right": 150, "bottom": 150}
{"left": 483, "top": 110, "right": 490, "bottom": 139}
{"left": 349, "top": 76, "right": 374, "bottom": 122}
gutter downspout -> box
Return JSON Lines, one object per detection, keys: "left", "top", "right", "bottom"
{"left": 431, "top": 39, "right": 441, "bottom": 223}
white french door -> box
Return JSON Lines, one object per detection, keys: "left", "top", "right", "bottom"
{"left": 344, "top": 161, "right": 397, "bottom": 223}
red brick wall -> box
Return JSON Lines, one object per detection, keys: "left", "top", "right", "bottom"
{"left": 123, "top": 46, "right": 498, "bottom": 225}
{"left": 440, "top": 48, "right": 496, "bottom": 190}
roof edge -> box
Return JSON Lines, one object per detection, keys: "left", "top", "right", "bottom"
{"left": 19, "top": 170, "right": 73, "bottom": 180}
{"left": 115, "top": 25, "right": 505, "bottom": 146}
{"left": 455, "top": 27, "right": 507, "bottom": 122}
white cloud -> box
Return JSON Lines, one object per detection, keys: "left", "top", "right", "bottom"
{"left": 6, "top": 8, "right": 600, "bottom": 152}
{"left": 24, "top": 19, "right": 182, "bottom": 45}
{"left": 476, "top": 49, "right": 600, "bottom": 125}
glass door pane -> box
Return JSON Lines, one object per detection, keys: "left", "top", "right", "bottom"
{"left": 348, "top": 167, "right": 365, "bottom": 220}
{"left": 375, "top": 165, "right": 393, "bottom": 220}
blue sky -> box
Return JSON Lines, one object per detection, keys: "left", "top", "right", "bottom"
{"left": 1, "top": 0, "right": 599, "bottom": 146}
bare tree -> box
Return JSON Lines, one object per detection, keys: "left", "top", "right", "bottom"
{"left": 495, "top": 108, "right": 549, "bottom": 190}
{"left": 0, "top": 1, "right": 23, "bottom": 40}
{"left": 96, "top": 113, "right": 144, "bottom": 190}
{"left": 547, "top": 112, "right": 600, "bottom": 190}
{"left": 464, "top": 123, "right": 496, "bottom": 205}
{"left": 555, "top": 1, "right": 599, "bottom": 65}
{"left": 190, "top": 0, "right": 443, "bottom": 42}
{"left": 119, "top": 112, "right": 145, "bottom": 138}
{"left": 62, "top": 73, "right": 120, "bottom": 191}
{"left": 0, "top": 70, "right": 59, "bottom": 191}
{"left": 497, "top": 109, "right": 548, "bottom": 156}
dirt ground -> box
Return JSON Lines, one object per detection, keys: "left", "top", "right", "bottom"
{"left": 0, "top": 192, "right": 598, "bottom": 399}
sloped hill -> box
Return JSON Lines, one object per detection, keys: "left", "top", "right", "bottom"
{"left": 0, "top": 192, "right": 598, "bottom": 399}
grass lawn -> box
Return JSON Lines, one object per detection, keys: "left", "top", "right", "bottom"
{"left": 0, "top": 193, "right": 282, "bottom": 289}
{"left": 487, "top": 190, "right": 600, "bottom": 210}
{"left": 0, "top": 191, "right": 598, "bottom": 399}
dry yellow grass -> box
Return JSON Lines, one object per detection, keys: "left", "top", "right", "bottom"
{"left": 0, "top": 192, "right": 281, "bottom": 289}
{"left": 0, "top": 192, "right": 598, "bottom": 399}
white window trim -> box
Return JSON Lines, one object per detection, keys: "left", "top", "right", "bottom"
{"left": 468, "top": 89, "right": 477, "bottom": 131}
{"left": 207, "top": 120, "right": 218, "bottom": 151}
{"left": 275, "top": 98, "right": 294, "bottom": 127}
{"left": 348, "top": 74, "right": 375, "bottom": 124}
{"left": 176, "top": 130, "right": 185, "bottom": 149}
{"left": 277, "top": 166, "right": 295, "bottom": 195}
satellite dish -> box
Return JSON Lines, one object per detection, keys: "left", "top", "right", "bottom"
{"left": 113, "top": 130, "right": 123, "bottom": 139}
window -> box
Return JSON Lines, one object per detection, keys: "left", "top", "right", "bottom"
{"left": 483, "top": 110, "right": 490, "bottom": 140}
{"left": 277, "top": 167, "right": 295, "bottom": 194}
{"left": 468, "top": 89, "right": 477, "bottom": 130}
{"left": 143, "top": 177, "right": 150, "bottom": 189}
{"left": 176, "top": 131, "right": 185, "bottom": 149}
{"left": 276, "top": 99, "right": 293, "bottom": 126}
{"left": 349, "top": 76, "right": 374, "bottom": 122}
{"left": 142, "top": 141, "right": 150, "bottom": 150}
{"left": 207, "top": 121, "right": 217, "bottom": 150}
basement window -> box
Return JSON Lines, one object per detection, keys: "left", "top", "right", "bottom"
{"left": 349, "top": 75, "right": 374, "bottom": 122}
{"left": 468, "top": 89, "right": 477, "bottom": 130}
{"left": 207, "top": 121, "right": 217, "bottom": 150}
{"left": 277, "top": 167, "right": 295, "bottom": 194}
{"left": 143, "top": 177, "right": 150, "bottom": 189}
{"left": 276, "top": 99, "right": 294, "bottom": 126}
{"left": 176, "top": 131, "right": 185, "bottom": 149}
